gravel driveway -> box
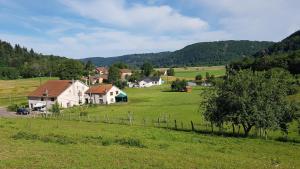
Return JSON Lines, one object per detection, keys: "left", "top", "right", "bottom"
{"left": 0, "top": 107, "right": 17, "bottom": 117}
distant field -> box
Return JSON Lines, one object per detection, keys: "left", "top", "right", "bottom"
{"left": 0, "top": 118, "right": 299, "bottom": 169}
{"left": 0, "top": 77, "right": 57, "bottom": 106}
{"left": 157, "top": 66, "right": 226, "bottom": 80}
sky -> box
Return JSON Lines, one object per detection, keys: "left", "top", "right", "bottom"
{"left": 0, "top": 0, "right": 299, "bottom": 59}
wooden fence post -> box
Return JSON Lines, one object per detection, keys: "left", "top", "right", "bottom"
{"left": 191, "top": 121, "right": 195, "bottom": 131}
{"left": 157, "top": 118, "right": 160, "bottom": 127}
{"left": 181, "top": 122, "right": 183, "bottom": 130}
{"left": 174, "top": 120, "right": 177, "bottom": 130}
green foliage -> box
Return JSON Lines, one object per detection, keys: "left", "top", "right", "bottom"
{"left": 108, "top": 66, "right": 121, "bottom": 83}
{"left": 81, "top": 41, "right": 274, "bottom": 67}
{"left": 0, "top": 40, "right": 84, "bottom": 79}
{"left": 112, "top": 62, "right": 129, "bottom": 69}
{"left": 195, "top": 74, "right": 203, "bottom": 81}
{"left": 50, "top": 102, "right": 60, "bottom": 116}
{"left": 141, "top": 62, "right": 153, "bottom": 77}
{"left": 167, "top": 68, "right": 175, "bottom": 76}
{"left": 230, "top": 30, "right": 300, "bottom": 74}
{"left": 7, "top": 104, "right": 19, "bottom": 112}
{"left": 171, "top": 79, "right": 187, "bottom": 92}
{"left": 203, "top": 69, "right": 298, "bottom": 137}
{"left": 114, "top": 80, "right": 127, "bottom": 89}
{"left": 0, "top": 67, "right": 19, "bottom": 79}
{"left": 128, "top": 70, "right": 141, "bottom": 82}
{"left": 58, "top": 59, "right": 84, "bottom": 80}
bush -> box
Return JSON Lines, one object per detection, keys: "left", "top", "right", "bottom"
{"left": 171, "top": 79, "right": 187, "bottom": 92}
{"left": 80, "top": 111, "right": 88, "bottom": 116}
{"left": 115, "top": 138, "right": 145, "bottom": 148}
{"left": 50, "top": 102, "right": 60, "bottom": 116}
{"left": 7, "top": 104, "right": 19, "bottom": 112}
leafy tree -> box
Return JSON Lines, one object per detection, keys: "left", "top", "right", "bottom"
{"left": 128, "top": 71, "right": 141, "bottom": 82}
{"left": 108, "top": 65, "right": 121, "bottom": 84}
{"left": 84, "top": 60, "right": 95, "bottom": 76}
{"left": 203, "top": 69, "right": 297, "bottom": 137}
{"left": 58, "top": 59, "right": 84, "bottom": 80}
{"left": 195, "top": 74, "right": 203, "bottom": 81}
{"left": 167, "top": 68, "right": 175, "bottom": 76}
{"left": 50, "top": 102, "right": 60, "bottom": 116}
{"left": 113, "top": 62, "right": 128, "bottom": 69}
{"left": 171, "top": 79, "right": 187, "bottom": 92}
{"left": 141, "top": 62, "right": 153, "bottom": 77}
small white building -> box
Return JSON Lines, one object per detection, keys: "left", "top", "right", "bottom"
{"left": 85, "top": 84, "right": 127, "bottom": 104}
{"left": 28, "top": 80, "right": 89, "bottom": 109}
{"left": 131, "top": 77, "right": 162, "bottom": 88}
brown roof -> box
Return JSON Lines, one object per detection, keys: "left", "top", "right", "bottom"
{"left": 96, "top": 67, "right": 108, "bottom": 73}
{"left": 28, "top": 80, "right": 72, "bottom": 97}
{"left": 120, "top": 69, "right": 132, "bottom": 74}
{"left": 85, "top": 84, "right": 113, "bottom": 94}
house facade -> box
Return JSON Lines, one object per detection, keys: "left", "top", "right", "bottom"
{"left": 85, "top": 84, "right": 127, "bottom": 104}
{"left": 95, "top": 67, "right": 108, "bottom": 75}
{"left": 120, "top": 69, "right": 132, "bottom": 81}
{"left": 129, "top": 77, "right": 162, "bottom": 88}
{"left": 28, "top": 80, "right": 89, "bottom": 109}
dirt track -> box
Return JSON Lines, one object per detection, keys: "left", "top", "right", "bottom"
{"left": 0, "top": 107, "right": 17, "bottom": 117}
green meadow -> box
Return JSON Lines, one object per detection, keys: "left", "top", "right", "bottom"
{"left": 0, "top": 118, "right": 299, "bottom": 169}
{"left": 173, "top": 66, "right": 226, "bottom": 79}
{"left": 0, "top": 69, "right": 299, "bottom": 169}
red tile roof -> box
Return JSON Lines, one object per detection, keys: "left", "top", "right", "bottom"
{"left": 28, "top": 80, "right": 72, "bottom": 97}
{"left": 85, "top": 84, "right": 113, "bottom": 94}
{"left": 96, "top": 67, "right": 108, "bottom": 73}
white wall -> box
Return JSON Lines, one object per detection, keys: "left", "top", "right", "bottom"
{"left": 57, "top": 80, "right": 89, "bottom": 108}
{"left": 85, "top": 86, "right": 123, "bottom": 105}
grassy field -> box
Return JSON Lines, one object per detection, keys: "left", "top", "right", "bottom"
{"left": 158, "top": 66, "right": 226, "bottom": 80}
{"left": 0, "top": 74, "right": 299, "bottom": 168}
{"left": 0, "top": 117, "right": 299, "bottom": 169}
{"left": 0, "top": 77, "right": 57, "bottom": 106}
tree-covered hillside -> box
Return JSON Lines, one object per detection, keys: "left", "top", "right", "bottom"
{"left": 0, "top": 40, "right": 85, "bottom": 79}
{"left": 230, "top": 30, "right": 300, "bottom": 74}
{"left": 81, "top": 40, "right": 274, "bottom": 67}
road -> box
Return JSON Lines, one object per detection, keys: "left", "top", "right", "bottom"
{"left": 0, "top": 107, "right": 17, "bottom": 117}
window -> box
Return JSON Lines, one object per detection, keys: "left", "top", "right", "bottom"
{"left": 51, "top": 98, "right": 55, "bottom": 101}
{"left": 111, "top": 98, "right": 114, "bottom": 102}
{"left": 41, "top": 98, "right": 44, "bottom": 101}
{"left": 110, "top": 92, "right": 113, "bottom": 96}
{"left": 116, "top": 91, "right": 119, "bottom": 95}
{"left": 99, "top": 99, "right": 103, "bottom": 104}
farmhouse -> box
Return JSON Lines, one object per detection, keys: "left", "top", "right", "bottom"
{"left": 95, "top": 67, "right": 108, "bottom": 75}
{"left": 120, "top": 69, "right": 132, "bottom": 81}
{"left": 28, "top": 80, "right": 89, "bottom": 110}
{"left": 130, "top": 76, "right": 162, "bottom": 88}
{"left": 85, "top": 84, "right": 127, "bottom": 104}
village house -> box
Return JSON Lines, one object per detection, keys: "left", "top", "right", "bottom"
{"left": 85, "top": 84, "right": 127, "bottom": 104}
{"left": 28, "top": 80, "right": 89, "bottom": 110}
{"left": 95, "top": 67, "right": 108, "bottom": 75}
{"left": 120, "top": 69, "right": 132, "bottom": 81}
{"left": 129, "top": 76, "right": 162, "bottom": 88}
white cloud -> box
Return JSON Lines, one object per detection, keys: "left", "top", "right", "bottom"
{"left": 61, "top": 0, "right": 208, "bottom": 33}
{"left": 193, "top": 0, "right": 300, "bottom": 41}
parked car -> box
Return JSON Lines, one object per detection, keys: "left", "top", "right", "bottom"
{"left": 16, "top": 108, "right": 30, "bottom": 115}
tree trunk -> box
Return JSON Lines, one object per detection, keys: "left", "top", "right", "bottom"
{"left": 242, "top": 124, "right": 253, "bottom": 137}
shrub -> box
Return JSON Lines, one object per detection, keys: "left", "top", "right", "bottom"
{"left": 115, "top": 138, "right": 145, "bottom": 148}
{"left": 80, "top": 111, "right": 88, "bottom": 116}
{"left": 7, "top": 104, "right": 19, "bottom": 112}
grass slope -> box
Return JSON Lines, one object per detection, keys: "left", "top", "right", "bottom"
{"left": 0, "top": 77, "right": 58, "bottom": 106}
{"left": 0, "top": 118, "right": 299, "bottom": 169}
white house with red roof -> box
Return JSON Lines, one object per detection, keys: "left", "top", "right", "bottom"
{"left": 85, "top": 84, "right": 127, "bottom": 104}
{"left": 28, "top": 80, "right": 89, "bottom": 110}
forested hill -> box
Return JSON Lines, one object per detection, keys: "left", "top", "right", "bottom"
{"left": 230, "top": 30, "right": 300, "bottom": 74}
{"left": 0, "top": 39, "right": 84, "bottom": 79}
{"left": 81, "top": 40, "right": 274, "bottom": 67}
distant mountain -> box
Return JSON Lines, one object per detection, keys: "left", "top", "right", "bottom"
{"left": 81, "top": 40, "right": 274, "bottom": 67}
{"left": 230, "top": 30, "right": 300, "bottom": 74}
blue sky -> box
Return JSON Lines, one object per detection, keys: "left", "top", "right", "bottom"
{"left": 0, "top": 0, "right": 299, "bottom": 59}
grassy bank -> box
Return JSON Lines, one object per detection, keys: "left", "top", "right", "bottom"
{"left": 0, "top": 117, "right": 299, "bottom": 169}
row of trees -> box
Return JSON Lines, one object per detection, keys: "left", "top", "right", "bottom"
{"left": 201, "top": 69, "right": 299, "bottom": 137}
{"left": 0, "top": 40, "right": 91, "bottom": 80}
